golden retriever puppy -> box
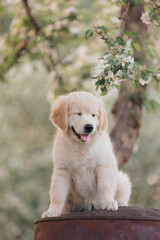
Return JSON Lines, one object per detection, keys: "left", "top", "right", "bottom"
{"left": 42, "top": 91, "right": 131, "bottom": 217}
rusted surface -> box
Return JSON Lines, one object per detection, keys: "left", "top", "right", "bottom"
{"left": 34, "top": 206, "right": 160, "bottom": 240}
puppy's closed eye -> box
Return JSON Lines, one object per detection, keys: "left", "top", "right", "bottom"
{"left": 74, "top": 113, "right": 82, "bottom": 116}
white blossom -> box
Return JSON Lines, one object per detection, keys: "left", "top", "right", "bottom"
{"left": 122, "top": 55, "right": 134, "bottom": 69}
{"left": 94, "top": 68, "right": 104, "bottom": 76}
{"left": 125, "top": 39, "right": 132, "bottom": 51}
{"left": 94, "top": 57, "right": 110, "bottom": 76}
{"left": 64, "top": 6, "right": 77, "bottom": 17}
{"left": 157, "top": 73, "right": 160, "bottom": 79}
{"left": 139, "top": 74, "right": 152, "bottom": 86}
{"left": 103, "top": 53, "right": 111, "bottom": 59}
{"left": 126, "top": 39, "right": 132, "bottom": 47}
{"left": 50, "top": 2, "right": 58, "bottom": 13}
{"left": 76, "top": 46, "right": 88, "bottom": 59}
{"left": 141, "top": 12, "right": 151, "bottom": 25}
{"left": 95, "top": 64, "right": 106, "bottom": 76}
{"left": 70, "top": 26, "right": 79, "bottom": 34}
{"left": 45, "top": 24, "right": 54, "bottom": 36}
{"left": 99, "top": 59, "right": 106, "bottom": 64}
{"left": 54, "top": 21, "right": 62, "bottom": 30}
{"left": 108, "top": 70, "right": 114, "bottom": 79}
{"left": 115, "top": 69, "right": 123, "bottom": 77}
{"left": 61, "top": 19, "right": 69, "bottom": 26}
{"left": 111, "top": 16, "right": 120, "bottom": 24}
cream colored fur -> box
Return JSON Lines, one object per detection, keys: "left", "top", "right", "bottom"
{"left": 42, "top": 91, "right": 131, "bottom": 217}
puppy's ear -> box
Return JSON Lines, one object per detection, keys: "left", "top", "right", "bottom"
{"left": 50, "top": 95, "right": 69, "bottom": 133}
{"left": 98, "top": 104, "right": 108, "bottom": 135}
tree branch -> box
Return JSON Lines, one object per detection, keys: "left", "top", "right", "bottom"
{"left": 94, "top": 30, "right": 108, "bottom": 40}
{"left": 151, "top": 0, "right": 160, "bottom": 14}
{"left": 0, "top": 41, "right": 28, "bottom": 79}
{"left": 21, "top": 0, "right": 57, "bottom": 71}
{"left": 22, "top": 0, "right": 41, "bottom": 33}
{"left": 119, "top": 0, "right": 131, "bottom": 36}
{"left": 1, "top": 0, "right": 41, "bottom": 78}
{"left": 0, "top": 0, "right": 58, "bottom": 80}
{"left": 94, "top": 0, "right": 131, "bottom": 40}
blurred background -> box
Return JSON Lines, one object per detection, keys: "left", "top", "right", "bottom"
{"left": 0, "top": 0, "right": 160, "bottom": 239}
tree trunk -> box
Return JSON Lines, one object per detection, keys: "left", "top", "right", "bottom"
{"left": 110, "top": 2, "right": 147, "bottom": 167}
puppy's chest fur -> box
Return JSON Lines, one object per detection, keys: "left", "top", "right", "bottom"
{"left": 67, "top": 144, "right": 102, "bottom": 199}
{"left": 70, "top": 160, "right": 97, "bottom": 198}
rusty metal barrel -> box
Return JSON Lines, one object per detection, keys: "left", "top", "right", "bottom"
{"left": 34, "top": 206, "right": 160, "bottom": 240}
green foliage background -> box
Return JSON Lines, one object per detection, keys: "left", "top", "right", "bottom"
{"left": 0, "top": 0, "right": 160, "bottom": 239}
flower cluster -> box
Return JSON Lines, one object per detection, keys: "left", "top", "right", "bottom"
{"left": 91, "top": 25, "right": 159, "bottom": 95}
{"left": 141, "top": 12, "right": 151, "bottom": 25}
{"left": 93, "top": 34, "right": 135, "bottom": 94}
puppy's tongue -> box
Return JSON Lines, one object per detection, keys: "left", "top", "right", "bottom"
{"left": 80, "top": 134, "right": 90, "bottom": 142}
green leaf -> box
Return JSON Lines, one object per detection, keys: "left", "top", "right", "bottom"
{"left": 114, "top": 84, "right": 120, "bottom": 90}
{"left": 115, "top": 0, "right": 126, "bottom": 6}
{"left": 104, "top": 68, "right": 108, "bottom": 76}
{"left": 101, "top": 86, "right": 108, "bottom": 96}
{"left": 105, "top": 39, "right": 113, "bottom": 48}
{"left": 145, "top": 68, "right": 154, "bottom": 74}
{"left": 133, "top": 0, "right": 143, "bottom": 4}
{"left": 94, "top": 25, "right": 108, "bottom": 37}
{"left": 124, "top": 31, "right": 138, "bottom": 37}
{"left": 152, "top": 74, "right": 158, "bottom": 81}
{"left": 95, "top": 25, "right": 107, "bottom": 32}
{"left": 107, "top": 56, "right": 118, "bottom": 65}
{"left": 85, "top": 30, "right": 93, "bottom": 40}
{"left": 116, "top": 36, "right": 125, "bottom": 46}
{"left": 95, "top": 84, "right": 99, "bottom": 91}
{"left": 144, "top": 99, "right": 159, "bottom": 112}
{"left": 133, "top": 42, "right": 141, "bottom": 52}
{"left": 122, "top": 67, "right": 132, "bottom": 79}
{"left": 113, "top": 65, "right": 121, "bottom": 74}
{"left": 0, "top": 5, "right": 5, "bottom": 14}
{"left": 150, "top": 13, "right": 158, "bottom": 21}
{"left": 141, "top": 71, "right": 147, "bottom": 80}
{"left": 95, "top": 78, "right": 105, "bottom": 85}
{"left": 130, "top": 79, "right": 135, "bottom": 89}
{"left": 130, "top": 47, "right": 134, "bottom": 55}
{"left": 132, "top": 62, "right": 140, "bottom": 71}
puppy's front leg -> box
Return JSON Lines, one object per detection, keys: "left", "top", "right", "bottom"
{"left": 97, "top": 164, "right": 118, "bottom": 211}
{"left": 42, "top": 168, "right": 70, "bottom": 218}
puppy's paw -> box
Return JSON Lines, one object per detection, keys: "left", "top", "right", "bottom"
{"left": 118, "top": 201, "right": 128, "bottom": 207}
{"left": 106, "top": 200, "right": 118, "bottom": 211}
{"left": 101, "top": 200, "right": 118, "bottom": 211}
{"left": 42, "top": 207, "right": 61, "bottom": 218}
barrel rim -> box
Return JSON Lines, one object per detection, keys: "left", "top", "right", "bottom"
{"left": 34, "top": 206, "right": 160, "bottom": 225}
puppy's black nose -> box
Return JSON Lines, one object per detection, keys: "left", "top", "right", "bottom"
{"left": 84, "top": 124, "right": 94, "bottom": 133}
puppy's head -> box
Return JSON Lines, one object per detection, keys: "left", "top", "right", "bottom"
{"left": 50, "top": 91, "right": 108, "bottom": 143}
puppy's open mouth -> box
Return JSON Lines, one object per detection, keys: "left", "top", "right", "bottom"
{"left": 72, "top": 127, "right": 90, "bottom": 142}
